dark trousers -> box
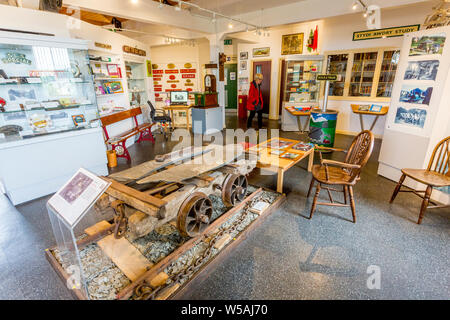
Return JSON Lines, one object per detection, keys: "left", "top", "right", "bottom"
{"left": 247, "top": 109, "right": 263, "bottom": 129}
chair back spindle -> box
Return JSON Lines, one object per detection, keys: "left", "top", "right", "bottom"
{"left": 427, "top": 136, "right": 450, "bottom": 176}
{"left": 344, "top": 130, "right": 375, "bottom": 181}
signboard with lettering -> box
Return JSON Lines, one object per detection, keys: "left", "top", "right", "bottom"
{"left": 353, "top": 24, "right": 420, "bottom": 41}
{"left": 123, "top": 45, "right": 147, "bottom": 56}
{"left": 317, "top": 74, "right": 338, "bottom": 81}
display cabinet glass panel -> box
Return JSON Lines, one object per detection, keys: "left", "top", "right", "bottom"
{"left": 349, "top": 51, "right": 378, "bottom": 97}
{"left": 326, "top": 54, "right": 348, "bottom": 97}
{"left": 0, "top": 43, "right": 99, "bottom": 143}
{"left": 125, "top": 60, "right": 148, "bottom": 107}
{"left": 376, "top": 50, "right": 400, "bottom": 98}
{"left": 283, "top": 59, "right": 323, "bottom": 104}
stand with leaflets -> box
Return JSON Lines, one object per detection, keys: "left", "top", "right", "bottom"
{"left": 46, "top": 168, "right": 111, "bottom": 299}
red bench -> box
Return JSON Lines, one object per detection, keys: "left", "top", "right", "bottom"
{"left": 100, "top": 107, "right": 154, "bottom": 162}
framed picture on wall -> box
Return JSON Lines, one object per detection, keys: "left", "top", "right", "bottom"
{"left": 240, "top": 60, "right": 247, "bottom": 71}
{"left": 240, "top": 52, "right": 248, "bottom": 60}
{"left": 253, "top": 47, "right": 270, "bottom": 57}
{"left": 281, "top": 33, "right": 304, "bottom": 55}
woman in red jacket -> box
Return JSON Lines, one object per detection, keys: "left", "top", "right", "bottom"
{"left": 246, "top": 73, "right": 264, "bottom": 129}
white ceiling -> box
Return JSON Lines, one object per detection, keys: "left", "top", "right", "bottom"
{"left": 188, "top": 0, "right": 306, "bottom": 16}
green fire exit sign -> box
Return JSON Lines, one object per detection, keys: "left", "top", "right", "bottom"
{"left": 224, "top": 39, "right": 232, "bottom": 45}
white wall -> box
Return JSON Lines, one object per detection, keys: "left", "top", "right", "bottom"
{"left": 234, "top": 2, "right": 432, "bottom": 137}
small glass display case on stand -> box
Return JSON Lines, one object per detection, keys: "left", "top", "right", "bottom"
{"left": 0, "top": 43, "right": 99, "bottom": 143}
{"left": 125, "top": 60, "right": 148, "bottom": 107}
{"left": 281, "top": 55, "right": 323, "bottom": 132}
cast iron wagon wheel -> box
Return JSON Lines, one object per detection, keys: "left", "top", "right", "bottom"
{"left": 222, "top": 174, "right": 248, "bottom": 207}
{"left": 177, "top": 192, "right": 213, "bottom": 237}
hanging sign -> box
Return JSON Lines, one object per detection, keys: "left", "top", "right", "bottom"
{"left": 317, "top": 74, "right": 338, "bottom": 81}
{"left": 123, "top": 45, "right": 146, "bottom": 56}
{"left": 353, "top": 24, "right": 420, "bottom": 41}
{"left": 95, "top": 42, "right": 111, "bottom": 50}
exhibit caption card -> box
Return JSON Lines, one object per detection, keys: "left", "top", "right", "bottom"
{"left": 48, "top": 168, "right": 110, "bottom": 227}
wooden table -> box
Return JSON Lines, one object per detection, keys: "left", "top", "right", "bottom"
{"left": 281, "top": 106, "right": 311, "bottom": 132}
{"left": 351, "top": 104, "right": 389, "bottom": 131}
{"left": 248, "top": 137, "right": 315, "bottom": 193}
{"left": 163, "top": 105, "right": 192, "bottom": 129}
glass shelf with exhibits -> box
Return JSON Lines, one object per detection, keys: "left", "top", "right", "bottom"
{"left": 0, "top": 43, "right": 100, "bottom": 143}
{"left": 282, "top": 56, "right": 324, "bottom": 105}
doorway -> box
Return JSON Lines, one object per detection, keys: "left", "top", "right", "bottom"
{"left": 225, "top": 63, "right": 237, "bottom": 109}
{"left": 252, "top": 60, "right": 272, "bottom": 115}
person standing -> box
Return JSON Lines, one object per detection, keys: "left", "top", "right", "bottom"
{"left": 246, "top": 73, "right": 264, "bottom": 130}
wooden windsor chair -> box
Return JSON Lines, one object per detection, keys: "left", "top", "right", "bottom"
{"left": 307, "top": 130, "right": 375, "bottom": 223}
{"left": 390, "top": 136, "right": 450, "bottom": 224}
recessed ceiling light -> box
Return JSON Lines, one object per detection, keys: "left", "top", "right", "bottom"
{"left": 228, "top": 22, "right": 233, "bottom": 29}
{"left": 131, "top": 0, "right": 138, "bottom": 4}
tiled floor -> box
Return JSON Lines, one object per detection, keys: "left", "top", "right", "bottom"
{"left": 0, "top": 115, "right": 448, "bottom": 300}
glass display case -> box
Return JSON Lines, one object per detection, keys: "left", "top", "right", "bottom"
{"left": 125, "top": 60, "right": 148, "bottom": 107}
{"left": 349, "top": 51, "right": 378, "bottom": 97}
{"left": 326, "top": 54, "right": 348, "bottom": 96}
{"left": 283, "top": 56, "right": 324, "bottom": 104}
{"left": 0, "top": 43, "right": 99, "bottom": 143}
{"left": 325, "top": 47, "right": 400, "bottom": 101}
{"left": 376, "top": 50, "right": 400, "bottom": 98}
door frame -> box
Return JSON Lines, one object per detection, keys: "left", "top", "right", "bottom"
{"left": 224, "top": 63, "right": 238, "bottom": 110}
{"left": 251, "top": 58, "right": 272, "bottom": 117}
{"left": 276, "top": 57, "right": 285, "bottom": 120}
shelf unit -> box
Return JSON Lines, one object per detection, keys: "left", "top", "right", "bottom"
{"left": 125, "top": 59, "right": 148, "bottom": 108}
{"left": 324, "top": 47, "right": 400, "bottom": 102}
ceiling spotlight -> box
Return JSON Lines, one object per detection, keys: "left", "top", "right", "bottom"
{"left": 363, "top": 11, "right": 368, "bottom": 18}
{"left": 159, "top": 0, "right": 163, "bottom": 9}
{"left": 212, "top": 13, "right": 216, "bottom": 23}
{"left": 131, "top": 0, "right": 138, "bottom": 4}
{"left": 352, "top": 1, "right": 358, "bottom": 10}
{"left": 228, "top": 21, "right": 233, "bottom": 29}
{"left": 245, "top": 25, "right": 249, "bottom": 32}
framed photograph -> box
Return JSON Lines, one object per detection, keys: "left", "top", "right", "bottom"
{"left": 107, "top": 64, "right": 120, "bottom": 78}
{"left": 394, "top": 107, "right": 427, "bottom": 128}
{"left": 253, "top": 47, "right": 270, "bottom": 57}
{"left": 240, "top": 52, "right": 248, "bottom": 60}
{"left": 399, "top": 85, "right": 433, "bottom": 105}
{"left": 409, "top": 33, "right": 446, "bottom": 56}
{"left": 240, "top": 60, "right": 247, "bottom": 71}
{"left": 404, "top": 60, "right": 439, "bottom": 81}
{"left": 281, "top": 33, "right": 304, "bottom": 55}
{"left": 107, "top": 81, "right": 124, "bottom": 94}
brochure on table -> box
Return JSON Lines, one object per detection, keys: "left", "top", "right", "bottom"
{"left": 48, "top": 168, "right": 110, "bottom": 227}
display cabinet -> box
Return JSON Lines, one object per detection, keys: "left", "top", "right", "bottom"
{"left": 0, "top": 42, "right": 100, "bottom": 143}
{"left": 282, "top": 56, "right": 324, "bottom": 104}
{"left": 125, "top": 60, "right": 148, "bottom": 107}
{"left": 281, "top": 55, "right": 324, "bottom": 132}
{"left": 324, "top": 47, "right": 401, "bottom": 102}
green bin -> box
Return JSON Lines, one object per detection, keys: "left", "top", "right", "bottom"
{"left": 309, "top": 109, "right": 338, "bottom": 148}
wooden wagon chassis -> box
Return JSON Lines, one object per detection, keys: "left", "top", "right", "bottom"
{"left": 45, "top": 187, "right": 285, "bottom": 300}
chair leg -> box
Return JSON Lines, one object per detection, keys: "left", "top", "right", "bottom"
{"left": 390, "top": 173, "right": 406, "bottom": 203}
{"left": 343, "top": 185, "right": 348, "bottom": 205}
{"left": 307, "top": 176, "right": 315, "bottom": 198}
{"left": 418, "top": 185, "right": 432, "bottom": 224}
{"left": 348, "top": 186, "right": 356, "bottom": 223}
{"left": 309, "top": 183, "right": 321, "bottom": 219}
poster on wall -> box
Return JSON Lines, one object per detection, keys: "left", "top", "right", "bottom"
{"left": 399, "top": 85, "right": 433, "bottom": 105}
{"left": 240, "top": 60, "right": 247, "bottom": 71}
{"left": 253, "top": 47, "right": 270, "bottom": 57}
{"left": 281, "top": 33, "right": 304, "bottom": 55}
{"left": 404, "top": 60, "right": 439, "bottom": 80}
{"left": 409, "top": 33, "right": 446, "bottom": 56}
{"left": 240, "top": 52, "right": 248, "bottom": 60}
{"left": 394, "top": 107, "right": 427, "bottom": 129}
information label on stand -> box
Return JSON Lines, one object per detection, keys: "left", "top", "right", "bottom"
{"left": 48, "top": 168, "right": 110, "bottom": 227}
{"left": 317, "top": 74, "right": 338, "bottom": 81}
